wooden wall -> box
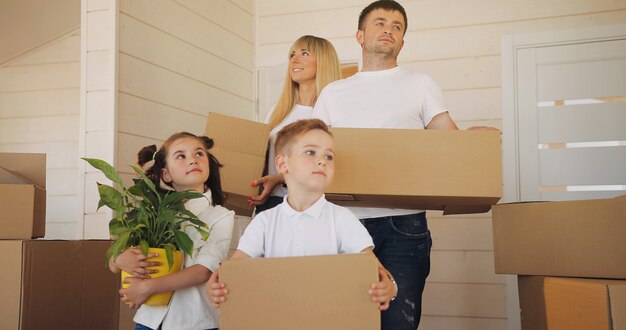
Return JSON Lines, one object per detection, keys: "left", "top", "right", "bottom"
{"left": 0, "top": 30, "right": 81, "bottom": 238}
{"left": 256, "top": 1, "right": 626, "bottom": 329}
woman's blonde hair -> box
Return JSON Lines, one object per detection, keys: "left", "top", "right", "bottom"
{"left": 267, "top": 35, "right": 341, "bottom": 130}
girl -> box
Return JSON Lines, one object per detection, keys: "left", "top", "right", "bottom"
{"left": 249, "top": 35, "right": 341, "bottom": 213}
{"left": 109, "top": 132, "right": 235, "bottom": 330}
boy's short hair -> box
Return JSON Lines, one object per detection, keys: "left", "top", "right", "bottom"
{"left": 358, "top": 0, "right": 408, "bottom": 35}
{"left": 275, "top": 119, "right": 333, "bottom": 156}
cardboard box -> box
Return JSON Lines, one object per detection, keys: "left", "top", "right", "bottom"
{"left": 518, "top": 276, "right": 626, "bottom": 330}
{"left": 492, "top": 195, "right": 626, "bottom": 279}
{"left": 205, "top": 113, "right": 502, "bottom": 216}
{"left": 205, "top": 113, "right": 270, "bottom": 216}
{"left": 326, "top": 128, "right": 502, "bottom": 214}
{"left": 0, "top": 153, "right": 46, "bottom": 238}
{"left": 0, "top": 240, "right": 120, "bottom": 330}
{"left": 219, "top": 253, "right": 380, "bottom": 330}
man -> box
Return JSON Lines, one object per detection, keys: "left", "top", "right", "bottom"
{"left": 313, "top": 1, "right": 494, "bottom": 329}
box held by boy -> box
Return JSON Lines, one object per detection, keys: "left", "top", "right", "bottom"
{"left": 492, "top": 195, "right": 626, "bottom": 279}
{"left": 0, "top": 153, "right": 46, "bottom": 239}
{"left": 205, "top": 113, "right": 502, "bottom": 216}
{"left": 0, "top": 240, "right": 120, "bottom": 330}
{"left": 219, "top": 253, "right": 380, "bottom": 330}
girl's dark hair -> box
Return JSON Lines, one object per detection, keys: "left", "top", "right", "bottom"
{"left": 137, "top": 132, "right": 225, "bottom": 206}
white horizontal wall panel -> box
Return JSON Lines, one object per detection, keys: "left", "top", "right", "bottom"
{"left": 119, "top": 14, "right": 253, "bottom": 99}
{"left": 120, "top": 0, "right": 253, "bottom": 70}
{"left": 118, "top": 54, "right": 252, "bottom": 119}
{"left": 177, "top": 0, "right": 254, "bottom": 42}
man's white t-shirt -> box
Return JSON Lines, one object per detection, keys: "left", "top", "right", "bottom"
{"left": 238, "top": 194, "right": 374, "bottom": 258}
{"left": 313, "top": 66, "right": 448, "bottom": 219}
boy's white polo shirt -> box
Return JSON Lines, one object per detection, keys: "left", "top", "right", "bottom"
{"left": 238, "top": 194, "right": 374, "bottom": 258}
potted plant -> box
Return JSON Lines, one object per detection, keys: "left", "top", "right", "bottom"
{"left": 83, "top": 158, "right": 210, "bottom": 306}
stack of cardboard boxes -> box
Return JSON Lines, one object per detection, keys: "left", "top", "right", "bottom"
{"left": 204, "top": 113, "right": 503, "bottom": 328}
{"left": 492, "top": 196, "right": 626, "bottom": 330}
{"left": 0, "top": 153, "right": 120, "bottom": 330}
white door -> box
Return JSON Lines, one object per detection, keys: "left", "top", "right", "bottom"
{"left": 503, "top": 24, "right": 626, "bottom": 203}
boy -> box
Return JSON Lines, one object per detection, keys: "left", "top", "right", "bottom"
{"left": 207, "top": 119, "right": 397, "bottom": 311}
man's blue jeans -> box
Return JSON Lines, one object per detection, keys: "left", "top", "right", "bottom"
{"left": 360, "top": 212, "right": 432, "bottom": 330}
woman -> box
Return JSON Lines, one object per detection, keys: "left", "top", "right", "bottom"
{"left": 249, "top": 35, "right": 341, "bottom": 213}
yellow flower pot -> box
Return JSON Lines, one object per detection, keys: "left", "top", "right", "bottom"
{"left": 121, "top": 248, "right": 184, "bottom": 306}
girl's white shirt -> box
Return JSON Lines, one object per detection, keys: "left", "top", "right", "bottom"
{"left": 265, "top": 104, "right": 313, "bottom": 198}
{"left": 133, "top": 190, "right": 235, "bottom": 330}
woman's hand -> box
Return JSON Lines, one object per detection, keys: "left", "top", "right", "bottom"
{"left": 248, "top": 174, "right": 284, "bottom": 207}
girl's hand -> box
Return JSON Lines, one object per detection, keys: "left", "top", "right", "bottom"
{"left": 248, "top": 174, "right": 284, "bottom": 207}
{"left": 120, "top": 277, "right": 154, "bottom": 308}
{"left": 112, "top": 247, "right": 161, "bottom": 278}
{"left": 369, "top": 267, "right": 397, "bottom": 311}
{"left": 206, "top": 269, "right": 228, "bottom": 308}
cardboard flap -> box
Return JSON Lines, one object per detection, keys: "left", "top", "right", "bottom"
{"left": 609, "top": 285, "right": 626, "bottom": 330}
{"left": 0, "top": 153, "right": 46, "bottom": 188}
{"left": 0, "top": 167, "right": 31, "bottom": 185}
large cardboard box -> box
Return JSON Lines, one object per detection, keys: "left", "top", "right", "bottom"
{"left": 518, "top": 276, "right": 626, "bottom": 330}
{"left": 326, "top": 127, "right": 501, "bottom": 214}
{"left": 205, "top": 113, "right": 502, "bottom": 216}
{"left": 205, "top": 113, "right": 270, "bottom": 216}
{"left": 492, "top": 195, "right": 626, "bottom": 279}
{"left": 219, "top": 253, "right": 380, "bottom": 330}
{"left": 0, "top": 240, "right": 120, "bottom": 330}
{"left": 0, "top": 153, "right": 46, "bottom": 238}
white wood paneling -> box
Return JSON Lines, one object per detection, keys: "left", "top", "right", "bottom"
{"left": 120, "top": 0, "right": 253, "bottom": 70}
{"left": 10, "top": 31, "right": 80, "bottom": 65}
{"left": 118, "top": 54, "right": 252, "bottom": 118}
{"left": 119, "top": 14, "right": 253, "bottom": 99}
{"left": 86, "top": 9, "right": 113, "bottom": 51}
{"left": 117, "top": 93, "right": 206, "bottom": 140}
{"left": 176, "top": 0, "right": 254, "bottom": 42}
{"left": 429, "top": 251, "right": 506, "bottom": 284}
{"left": 423, "top": 283, "right": 507, "bottom": 318}
{"left": 0, "top": 62, "right": 79, "bottom": 91}
{"left": 86, "top": 50, "right": 109, "bottom": 91}
{"left": 229, "top": 0, "right": 253, "bottom": 15}
{"left": 420, "top": 315, "right": 507, "bottom": 330}
{"left": 0, "top": 89, "right": 79, "bottom": 118}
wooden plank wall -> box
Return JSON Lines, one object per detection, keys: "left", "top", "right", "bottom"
{"left": 256, "top": 1, "right": 626, "bottom": 329}
{"left": 116, "top": 0, "right": 255, "bottom": 171}
{"left": 0, "top": 30, "right": 81, "bottom": 239}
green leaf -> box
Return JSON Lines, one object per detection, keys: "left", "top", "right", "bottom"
{"left": 139, "top": 240, "right": 149, "bottom": 256}
{"left": 82, "top": 158, "right": 124, "bottom": 188}
{"left": 162, "top": 190, "right": 204, "bottom": 208}
{"left": 164, "top": 244, "right": 176, "bottom": 270}
{"left": 109, "top": 220, "right": 130, "bottom": 236}
{"left": 173, "top": 230, "right": 194, "bottom": 257}
{"left": 97, "top": 184, "right": 124, "bottom": 211}
{"left": 131, "top": 165, "right": 159, "bottom": 200}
